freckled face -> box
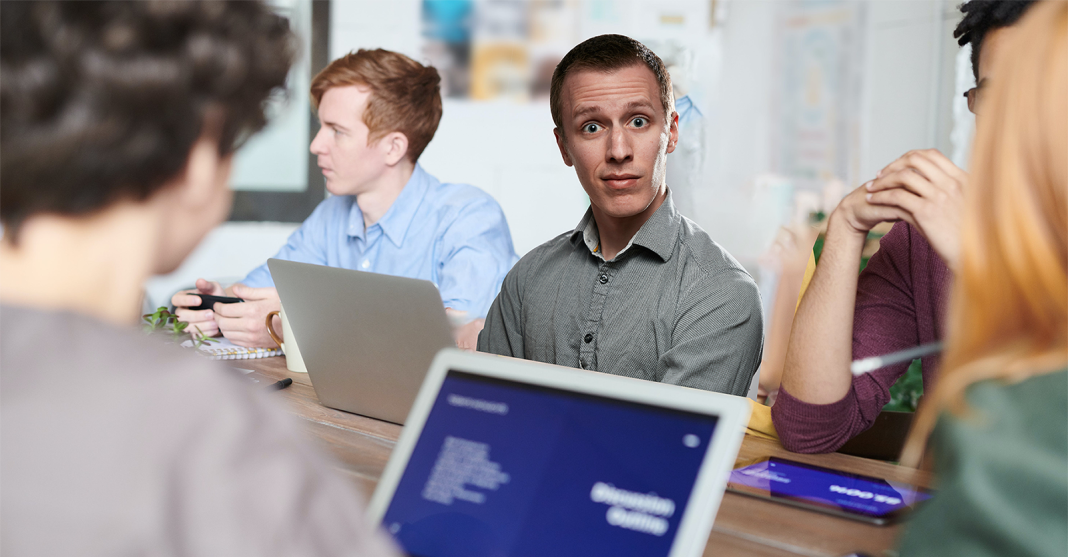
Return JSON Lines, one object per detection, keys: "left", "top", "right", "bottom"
{"left": 309, "top": 85, "right": 388, "bottom": 197}
{"left": 554, "top": 64, "right": 678, "bottom": 219}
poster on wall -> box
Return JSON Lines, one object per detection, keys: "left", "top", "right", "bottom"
{"left": 414, "top": 0, "right": 736, "bottom": 102}
{"left": 422, "top": 0, "right": 475, "bottom": 98}
{"left": 422, "top": 0, "right": 578, "bottom": 102}
{"left": 772, "top": 0, "right": 865, "bottom": 193}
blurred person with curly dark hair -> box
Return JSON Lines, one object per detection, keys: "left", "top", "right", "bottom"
{"left": 0, "top": 2, "right": 397, "bottom": 555}
{"left": 774, "top": 0, "right": 1037, "bottom": 454}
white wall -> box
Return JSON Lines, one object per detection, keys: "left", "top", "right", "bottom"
{"left": 421, "top": 100, "right": 589, "bottom": 256}
{"left": 692, "top": 0, "right": 777, "bottom": 268}
{"left": 860, "top": 0, "right": 944, "bottom": 180}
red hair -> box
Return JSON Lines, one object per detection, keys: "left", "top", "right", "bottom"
{"left": 310, "top": 49, "right": 442, "bottom": 163}
{"left": 901, "top": 1, "right": 1068, "bottom": 467}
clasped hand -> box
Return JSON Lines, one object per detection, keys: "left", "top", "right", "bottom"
{"left": 836, "top": 148, "right": 965, "bottom": 269}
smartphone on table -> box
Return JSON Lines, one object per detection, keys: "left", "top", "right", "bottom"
{"left": 727, "top": 456, "right": 932, "bottom": 525}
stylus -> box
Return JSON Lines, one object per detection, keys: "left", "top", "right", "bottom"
{"left": 850, "top": 342, "right": 943, "bottom": 375}
{"left": 267, "top": 378, "right": 293, "bottom": 391}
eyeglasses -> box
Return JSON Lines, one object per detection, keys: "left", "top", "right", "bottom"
{"left": 962, "top": 83, "right": 985, "bottom": 114}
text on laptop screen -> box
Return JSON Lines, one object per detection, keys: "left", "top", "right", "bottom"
{"left": 381, "top": 370, "right": 721, "bottom": 557}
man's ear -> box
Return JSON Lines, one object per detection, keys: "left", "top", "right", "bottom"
{"left": 665, "top": 111, "right": 680, "bottom": 154}
{"left": 382, "top": 131, "right": 410, "bottom": 167}
{"left": 553, "top": 128, "right": 574, "bottom": 167}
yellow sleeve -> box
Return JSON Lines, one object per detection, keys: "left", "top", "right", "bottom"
{"left": 746, "top": 398, "right": 779, "bottom": 440}
{"left": 796, "top": 252, "right": 817, "bottom": 311}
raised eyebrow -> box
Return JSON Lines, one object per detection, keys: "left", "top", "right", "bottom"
{"left": 624, "top": 101, "right": 657, "bottom": 114}
{"left": 571, "top": 101, "right": 656, "bottom": 124}
{"left": 571, "top": 105, "right": 602, "bottom": 121}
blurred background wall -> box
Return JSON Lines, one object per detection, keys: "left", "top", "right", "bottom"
{"left": 145, "top": 0, "right": 974, "bottom": 310}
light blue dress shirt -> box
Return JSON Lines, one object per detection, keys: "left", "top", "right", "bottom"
{"left": 242, "top": 164, "right": 518, "bottom": 318}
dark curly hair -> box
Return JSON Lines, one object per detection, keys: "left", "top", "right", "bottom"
{"left": 1, "top": 1, "right": 297, "bottom": 240}
{"left": 954, "top": 0, "right": 1037, "bottom": 80}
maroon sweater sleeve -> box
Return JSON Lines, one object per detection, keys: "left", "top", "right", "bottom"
{"left": 772, "top": 223, "right": 941, "bottom": 453}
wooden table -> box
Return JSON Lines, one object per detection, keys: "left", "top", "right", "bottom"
{"left": 242, "top": 356, "right": 931, "bottom": 557}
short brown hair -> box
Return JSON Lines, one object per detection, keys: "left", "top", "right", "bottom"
{"left": 311, "top": 49, "right": 442, "bottom": 163}
{"left": 549, "top": 35, "right": 674, "bottom": 136}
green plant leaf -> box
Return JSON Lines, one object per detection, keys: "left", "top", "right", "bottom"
{"left": 882, "top": 359, "right": 924, "bottom": 413}
{"left": 192, "top": 331, "right": 219, "bottom": 349}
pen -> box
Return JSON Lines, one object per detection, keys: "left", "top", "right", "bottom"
{"left": 850, "top": 342, "right": 944, "bottom": 375}
{"left": 267, "top": 378, "right": 293, "bottom": 391}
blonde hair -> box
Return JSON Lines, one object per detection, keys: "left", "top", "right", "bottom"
{"left": 901, "top": 1, "right": 1068, "bottom": 467}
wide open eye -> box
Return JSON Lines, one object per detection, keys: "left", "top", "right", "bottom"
{"left": 582, "top": 123, "right": 602, "bottom": 134}
{"left": 632, "top": 117, "right": 647, "bottom": 128}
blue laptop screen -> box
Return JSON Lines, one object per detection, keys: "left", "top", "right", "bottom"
{"left": 381, "top": 370, "right": 721, "bottom": 557}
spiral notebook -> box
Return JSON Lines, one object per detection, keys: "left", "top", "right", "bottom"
{"left": 180, "top": 337, "right": 282, "bottom": 360}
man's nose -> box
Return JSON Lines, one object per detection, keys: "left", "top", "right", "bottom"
{"left": 606, "top": 126, "right": 632, "bottom": 163}
{"left": 309, "top": 127, "right": 327, "bottom": 155}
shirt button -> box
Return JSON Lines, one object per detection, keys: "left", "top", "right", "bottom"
{"left": 598, "top": 273, "right": 609, "bottom": 284}
{"left": 584, "top": 333, "right": 593, "bottom": 343}
{"left": 361, "top": 260, "right": 370, "bottom": 269}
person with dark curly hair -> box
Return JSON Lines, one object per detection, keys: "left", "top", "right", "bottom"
{"left": 773, "top": 0, "right": 1037, "bottom": 454}
{"left": 0, "top": 2, "right": 396, "bottom": 555}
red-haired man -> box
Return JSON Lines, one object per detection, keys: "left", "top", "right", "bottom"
{"left": 175, "top": 49, "right": 517, "bottom": 349}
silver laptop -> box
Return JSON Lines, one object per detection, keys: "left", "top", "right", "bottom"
{"left": 268, "top": 258, "right": 455, "bottom": 424}
{"left": 368, "top": 349, "right": 751, "bottom": 557}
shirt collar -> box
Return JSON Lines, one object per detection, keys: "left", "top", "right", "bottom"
{"left": 570, "top": 210, "right": 601, "bottom": 257}
{"left": 569, "top": 189, "right": 680, "bottom": 263}
{"left": 346, "top": 164, "right": 432, "bottom": 247}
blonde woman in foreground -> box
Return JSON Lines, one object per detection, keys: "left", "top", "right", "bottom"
{"left": 897, "top": 2, "right": 1067, "bottom": 555}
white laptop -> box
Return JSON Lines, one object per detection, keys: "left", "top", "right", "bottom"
{"left": 268, "top": 258, "right": 455, "bottom": 424}
{"left": 368, "top": 349, "right": 751, "bottom": 557}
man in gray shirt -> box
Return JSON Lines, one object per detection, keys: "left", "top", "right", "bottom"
{"left": 477, "top": 35, "right": 763, "bottom": 395}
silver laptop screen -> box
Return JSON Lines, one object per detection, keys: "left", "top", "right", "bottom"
{"left": 381, "top": 370, "right": 720, "bottom": 557}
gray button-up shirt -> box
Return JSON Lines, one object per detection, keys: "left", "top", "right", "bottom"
{"left": 477, "top": 192, "right": 763, "bottom": 395}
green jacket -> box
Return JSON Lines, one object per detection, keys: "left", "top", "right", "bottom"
{"left": 899, "top": 369, "right": 1068, "bottom": 556}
